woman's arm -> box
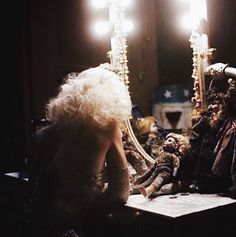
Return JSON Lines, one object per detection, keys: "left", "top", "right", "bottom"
{"left": 105, "top": 122, "right": 130, "bottom": 204}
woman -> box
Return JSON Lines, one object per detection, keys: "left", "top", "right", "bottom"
{"left": 29, "top": 66, "right": 132, "bottom": 237}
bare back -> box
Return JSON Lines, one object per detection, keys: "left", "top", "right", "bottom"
{"left": 33, "top": 121, "right": 128, "bottom": 177}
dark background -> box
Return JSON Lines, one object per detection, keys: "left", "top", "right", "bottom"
{"left": 157, "top": 0, "right": 236, "bottom": 86}
{"left": 1, "top": 0, "right": 236, "bottom": 174}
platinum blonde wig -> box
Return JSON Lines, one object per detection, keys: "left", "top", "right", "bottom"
{"left": 46, "top": 67, "right": 132, "bottom": 127}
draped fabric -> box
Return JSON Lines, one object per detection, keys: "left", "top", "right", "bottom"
{"left": 212, "top": 118, "right": 236, "bottom": 179}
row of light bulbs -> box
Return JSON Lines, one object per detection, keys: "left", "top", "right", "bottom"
{"left": 91, "top": 0, "right": 207, "bottom": 36}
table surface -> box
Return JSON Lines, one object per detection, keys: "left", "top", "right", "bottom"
{"left": 126, "top": 192, "right": 236, "bottom": 218}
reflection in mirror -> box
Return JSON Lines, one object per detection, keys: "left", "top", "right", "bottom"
{"left": 99, "top": 0, "right": 236, "bottom": 196}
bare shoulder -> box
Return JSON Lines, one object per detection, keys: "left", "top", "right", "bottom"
{"left": 100, "top": 121, "right": 122, "bottom": 138}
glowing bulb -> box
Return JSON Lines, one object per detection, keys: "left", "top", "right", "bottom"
{"left": 180, "top": 0, "right": 207, "bottom": 31}
{"left": 121, "top": 0, "right": 132, "bottom": 8}
{"left": 92, "top": 0, "right": 108, "bottom": 8}
{"left": 93, "top": 21, "right": 111, "bottom": 35}
{"left": 190, "top": 0, "right": 207, "bottom": 28}
{"left": 123, "top": 20, "right": 134, "bottom": 33}
{"left": 180, "top": 14, "right": 192, "bottom": 31}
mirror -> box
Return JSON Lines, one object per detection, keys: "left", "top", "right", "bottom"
{"left": 96, "top": 0, "right": 236, "bottom": 194}
{"left": 103, "top": 0, "right": 209, "bottom": 164}
{"left": 103, "top": 0, "right": 236, "bottom": 162}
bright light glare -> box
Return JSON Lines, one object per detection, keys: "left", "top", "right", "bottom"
{"left": 93, "top": 21, "right": 111, "bottom": 35}
{"left": 92, "top": 0, "right": 108, "bottom": 8}
{"left": 180, "top": 14, "right": 192, "bottom": 31}
{"left": 190, "top": 0, "right": 207, "bottom": 28}
{"left": 121, "top": 0, "right": 132, "bottom": 7}
{"left": 180, "top": 0, "right": 207, "bottom": 31}
{"left": 123, "top": 20, "right": 134, "bottom": 33}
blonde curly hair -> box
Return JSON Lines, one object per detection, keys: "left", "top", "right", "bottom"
{"left": 135, "top": 116, "right": 156, "bottom": 135}
{"left": 46, "top": 67, "right": 132, "bottom": 127}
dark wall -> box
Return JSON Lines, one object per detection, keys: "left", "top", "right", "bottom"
{"left": 127, "top": 0, "right": 160, "bottom": 114}
{"left": 1, "top": 1, "right": 27, "bottom": 172}
{"left": 156, "top": 0, "right": 236, "bottom": 87}
{"left": 208, "top": 0, "right": 236, "bottom": 66}
{"left": 2, "top": 0, "right": 110, "bottom": 172}
{"left": 28, "top": 0, "right": 110, "bottom": 118}
{"left": 156, "top": 0, "right": 193, "bottom": 87}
